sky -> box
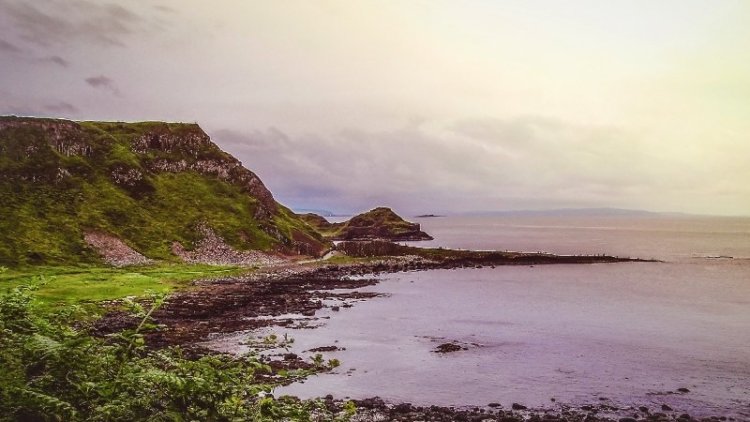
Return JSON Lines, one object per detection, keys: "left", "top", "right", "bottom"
{"left": 1, "top": 0, "right": 749, "bottom": 216}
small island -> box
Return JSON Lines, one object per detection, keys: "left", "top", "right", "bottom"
{"left": 299, "top": 207, "right": 434, "bottom": 241}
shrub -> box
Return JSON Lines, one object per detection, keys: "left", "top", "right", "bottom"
{"left": 0, "top": 280, "right": 346, "bottom": 421}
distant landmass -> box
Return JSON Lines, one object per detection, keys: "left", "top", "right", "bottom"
{"left": 461, "top": 208, "right": 690, "bottom": 218}
{"left": 300, "top": 207, "right": 433, "bottom": 241}
{"left": 292, "top": 208, "right": 338, "bottom": 217}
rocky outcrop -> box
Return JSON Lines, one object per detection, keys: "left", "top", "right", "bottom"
{"left": 171, "top": 225, "right": 282, "bottom": 266}
{"left": 129, "top": 123, "right": 277, "bottom": 219}
{"left": 0, "top": 117, "right": 92, "bottom": 157}
{"left": 300, "top": 207, "right": 433, "bottom": 241}
{"left": 84, "top": 231, "right": 153, "bottom": 267}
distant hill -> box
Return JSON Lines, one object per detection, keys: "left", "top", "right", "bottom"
{"left": 0, "top": 116, "right": 330, "bottom": 266}
{"left": 292, "top": 208, "right": 338, "bottom": 217}
{"left": 463, "top": 208, "right": 671, "bottom": 218}
{"left": 299, "top": 207, "right": 433, "bottom": 241}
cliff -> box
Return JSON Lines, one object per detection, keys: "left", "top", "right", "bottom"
{"left": 0, "top": 116, "right": 330, "bottom": 265}
{"left": 299, "top": 207, "right": 433, "bottom": 241}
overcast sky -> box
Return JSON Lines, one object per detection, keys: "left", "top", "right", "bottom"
{"left": 1, "top": 1, "right": 748, "bottom": 216}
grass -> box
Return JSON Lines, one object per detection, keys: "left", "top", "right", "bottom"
{"left": 0, "top": 263, "right": 251, "bottom": 311}
{"left": 0, "top": 117, "right": 329, "bottom": 265}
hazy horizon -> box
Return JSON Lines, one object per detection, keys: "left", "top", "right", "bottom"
{"left": 2, "top": 1, "right": 749, "bottom": 216}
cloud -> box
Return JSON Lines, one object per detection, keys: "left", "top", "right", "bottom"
{"left": 0, "top": 39, "right": 23, "bottom": 54}
{"left": 85, "top": 75, "right": 121, "bottom": 96}
{"left": 43, "top": 101, "right": 78, "bottom": 114}
{"left": 43, "top": 55, "right": 69, "bottom": 67}
{"left": 154, "top": 5, "right": 176, "bottom": 14}
{"left": 0, "top": 93, "right": 78, "bottom": 117}
{"left": 211, "top": 115, "right": 750, "bottom": 215}
{"left": 0, "top": 0, "right": 141, "bottom": 47}
{"left": 209, "top": 117, "right": 661, "bottom": 214}
{"left": 0, "top": 39, "right": 69, "bottom": 67}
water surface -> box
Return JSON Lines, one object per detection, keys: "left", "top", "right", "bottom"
{"left": 212, "top": 215, "right": 750, "bottom": 417}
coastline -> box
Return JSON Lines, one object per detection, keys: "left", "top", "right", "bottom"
{"left": 90, "top": 248, "right": 730, "bottom": 422}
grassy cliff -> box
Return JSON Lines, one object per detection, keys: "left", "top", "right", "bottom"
{"left": 299, "top": 207, "right": 432, "bottom": 241}
{"left": 0, "top": 116, "right": 329, "bottom": 266}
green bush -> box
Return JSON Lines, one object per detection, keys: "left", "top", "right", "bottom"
{"left": 0, "top": 280, "right": 349, "bottom": 421}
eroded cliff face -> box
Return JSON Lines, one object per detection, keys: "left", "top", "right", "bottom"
{"left": 129, "top": 124, "right": 277, "bottom": 219}
{"left": 0, "top": 116, "right": 329, "bottom": 265}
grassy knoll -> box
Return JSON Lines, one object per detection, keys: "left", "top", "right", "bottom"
{"left": 0, "top": 264, "right": 249, "bottom": 310}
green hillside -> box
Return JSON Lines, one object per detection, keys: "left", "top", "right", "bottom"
{"left": 0, "top": 116, "right": 329, "bottom": 266}
{"left": 299, "top": 207, "right": 433, "bottom": 241}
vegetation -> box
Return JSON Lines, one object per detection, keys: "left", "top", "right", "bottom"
{"left": 0, "top": 264, "right": 248, "bottom": 312}
{"left": 299, "top": 207, "right": 431, "bottom": 241}
{"left": 0, "top": 116, "right": 328, "bottom": 266}
{"left": 0, "top": 274, "right": 354, "bottom": 421}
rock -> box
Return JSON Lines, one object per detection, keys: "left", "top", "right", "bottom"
{"left": 661, "top": 404, "right": 673, "bottom": 411}
{"left": 434, "top": 342, "right": 463, "bottom": 353}
{"left": 84, "top": 231, "right": 152, "bottom": 267}
{"left": 305, "top": 345, "right": 340, "bottom": 352}
{"left": 639, "top": 406, "right": 650, "bottom": 413}
{"left": 172, "top": 224, "right": 282, "bottom": 266}
{"left": 393, "top": 403, "right": 412, "bottom": 413}
{"left": 511, "top": 403, "right": 527, "bottom": 410}
{"left": 619, "top": 418, "right": 638, "bottom": 422}
{"left": 677, "top": 387, "right": 690, "bottom": 393}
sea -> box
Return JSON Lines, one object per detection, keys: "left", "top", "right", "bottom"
{"left": 211, "top": 214, "right": 750, "bottom": 418}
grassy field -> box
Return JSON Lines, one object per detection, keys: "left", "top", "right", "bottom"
{"left": 0, "top": 263, "right": 250, "bottom": 310}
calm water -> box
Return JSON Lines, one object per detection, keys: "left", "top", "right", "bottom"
{"left": 211, "top": 215, "right": 750, "bottom": 418}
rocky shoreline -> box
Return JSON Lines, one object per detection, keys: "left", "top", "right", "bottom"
{"left": 93, "top": 249, "right": 737, "bottom": 422}
{"left": 294, "top": 396, "right": 728, "bottom": 422}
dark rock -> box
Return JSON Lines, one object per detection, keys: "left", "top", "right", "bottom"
{"left": 639, "top": 406, "right": 650, "bottom": 413}
{"left": 677, "top": 388, "right": 690, "bottom": 393}
{"left": 393, "top": 403, "right": 412, "bottom": 413}
{"left": 488, "top": 402, "right": 501, "bottom": 408}
{"left": 305, "top": 345, "right": 340, "bottom": 353}
{"left": 662, "top": 404, "right": 673, "bottom": 411}
{"left": 512, "top": 403, "right": 527, "bottom": 410}
{"left": 620, "top": 418, "right": 638, "bottom": 422}
{"left": 434, "top": 342, "right": 463, "bottom": 353}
